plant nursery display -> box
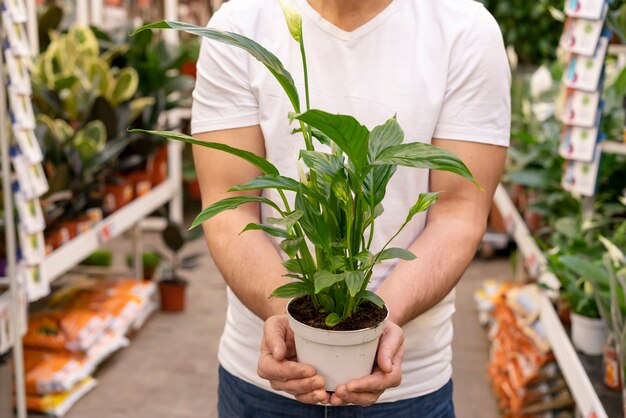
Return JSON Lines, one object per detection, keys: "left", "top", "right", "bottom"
{"left": 131, "top": 0, "right": 478, "bottom": 389}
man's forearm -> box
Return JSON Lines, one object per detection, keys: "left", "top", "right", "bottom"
{"left": 376, "top": 217, "right": 485, "bottom": 326}
{"left": 204, "top": 213, "right": 289, "bottom": 320}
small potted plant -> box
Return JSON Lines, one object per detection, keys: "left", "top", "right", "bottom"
{"left": 132, "top": 2, "right": 478, "bottom": 389}
{"left": 157, "top": 221, "right": 201, "bottom": 312}
{"left": 125, "top": 251, "right": 162, "bottom": 281}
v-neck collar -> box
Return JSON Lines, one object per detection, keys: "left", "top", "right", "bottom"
{"left": 294, "top": 0, "right": 404, "bottom": 42}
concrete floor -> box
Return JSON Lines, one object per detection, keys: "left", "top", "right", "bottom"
{"left": 57, "top": 232, "right": 510, "bottom": 418}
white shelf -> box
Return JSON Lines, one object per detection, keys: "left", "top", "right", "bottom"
{"left": 600, "top": 141, "right": 626, "bottom": 156}
{"left": 539, "top": 295, "right": 607, "bottom": 418}
{"left": 493, "top": 184, "right": 608, "bottom": 418}
{"left": 493, "top": 185, "right": 560, "bottom": 292}
{"left": 42, "top": 180, "right": 178, "bottom": 284}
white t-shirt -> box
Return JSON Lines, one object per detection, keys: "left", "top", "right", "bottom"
{"left": 192, "top": 0, "right": 510, "bottom": 402}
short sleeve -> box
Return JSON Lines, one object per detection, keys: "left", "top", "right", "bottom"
{"left": 191, "top": 6, "right": 259, "bottom": 134}
{"left": 433, "top": 7, "right": 511, "bottom": 147}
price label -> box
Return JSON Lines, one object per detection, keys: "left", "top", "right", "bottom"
{"left": 98, "top": 224, "right": 112, "bottom": 245}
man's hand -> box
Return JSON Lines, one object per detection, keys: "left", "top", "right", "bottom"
{"left": 258, "top": 314, "right": 404, "bottom": 407}
{"left": 258, "top": 315, "right": 330, "bottom": 404}
{"left": 329, "top": 321, "right": 404, "bottom": 406}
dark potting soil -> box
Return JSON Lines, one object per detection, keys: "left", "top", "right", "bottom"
{"left": 289, "top": 296, "right": 387, "bottom": 331}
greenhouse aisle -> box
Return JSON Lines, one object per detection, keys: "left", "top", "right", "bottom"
{"left": 55, "top": 232, "right": 508, "bottom": 418}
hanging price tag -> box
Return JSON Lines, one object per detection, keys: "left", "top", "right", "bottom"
{"left": 4, "top": 0, "right": 28, "bottom": 22}
{"left": 4, "top": 49, "right": 31, "bottom": 94}
{"left": 561, "top": 145, "right": 602, "bottom": 196}
{"left": 2, "top": 11, "right": 30, "bottom": 56}
{"left": 564, "top": 0, "right": 607, "bottom": 20}
{"left": 13, "top": 129, "right": 43, "bottom": 164}
{"left": 559, "top": 89, "right": 600, "bottom": 128}
{"left": 559, "top": 115, "right": 600, "bottom": 162}
{"left": 8, "top": 88, "right": 35, "bottom": 130}
{"left": 562, "top": 37, "right": 608, "bottom": 92}
{"left": 559, "top": 17, "right": 604, "bottom": 57}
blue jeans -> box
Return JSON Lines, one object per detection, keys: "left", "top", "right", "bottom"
{"left": 218, "top": 365, "right": 456, "bottom": 418}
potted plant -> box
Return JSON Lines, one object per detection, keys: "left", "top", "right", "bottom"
{"left": 157, "top": 221, "right": 201, "bottom": 312}
{"left": 125, "top": 251, "right": 162, "bottom": 281}
{"left": 131, "top": 2, "right": 478, "bottom": 389}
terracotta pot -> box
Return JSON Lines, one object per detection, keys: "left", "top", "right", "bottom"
{"left": 489, "top": 204, "right": 507, "bottom": 232}
{"left": 127, "top": 171, "right": 152, "bottom": 199}
{"left": 60, "top": 220, "right": 80, "bottom": 239}
{"left": 159, "top": 281, "right": 187, "bottom": 312}
{"left": 148, "top": 146, "right": 168, "bottom": 187}
{"left": 46, "top": 227, "right": 70, "bottom": 249}
{"left": 557, "top": 297, "right": 571, "bottom": 327}
{"left": 185, "top": 179, "right": 201, "bottom": 201}
{"left": 103, "top": 180, "right": 133, "bottom": 215}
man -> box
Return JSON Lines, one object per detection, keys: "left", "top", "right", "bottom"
{"left": 191, "top": 0, "right": 510, "bottom": 416}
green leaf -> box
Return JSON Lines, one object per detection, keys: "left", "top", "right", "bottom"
{"left": 295, "top": 188, "right": 332, "bottom": 253}
{"left": 357, "top": 290, "right": 385, "bottom": 308}
{"left": 560, "top": 256, "right": 608, "bottom": 286}
{"left": 406, "top": 192, "right": 440, "bottom": 223}
{"left": 192, "top": 196, "right": 282, "bottom": 228}
{"left": 266, "top": 210, "right": 304, "bottom": 229}
{"left": 345, "top": 271, "right": 365, "bottom": 297}
{"left": 300, "top": 150, "right": 344, "bottom": 180}
{"left": 355, "top": 250, "right": 375, "bottom": 266}
{"left": 294, "top": 110, "right": 370, "bottom": 174}
{"left": 280, "top": 237, "right": 304, "bottom": 258}
{"left": 133, "top": 21, "right": 300, "bottom": 112}
{"left": 317, "top": 293, "right": 335, "bottom": 313}
{"left": 130, "top": 129, "right": 279, "bottom": 175}
{"left": 229, "top": 175, "right": 300, "bottom": 193}
{"left": 314, "top": 270, "right": 344, "bottom": 294}
{"left": 325, "top": 313, "right": 341, "bottom": 327}
{"left": 282, "top": 259, "right": 303, "bottom": 274}
{"left": 277, "top": 0, "right": 302, "bottom": 42}
{"left": 240, "top": 223, "right": 290, "bottom": 239}
{"left": 377, "top": 248, "right": 416, "bottom": 261}
{"left": 109, "top": 67, "right": 139, "bottom": 106}
{"left": 373, "top": 142, "right": 479, "bottom": 187}
{"left": 368, "top": 117, "right": 404, "bottom": 159}
{"left": 271, "top": 281, "right": 313, "bottom": 298}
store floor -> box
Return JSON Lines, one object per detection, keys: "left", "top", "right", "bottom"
{"left": 58, "top": 233, "right": 509, "bottom": 418}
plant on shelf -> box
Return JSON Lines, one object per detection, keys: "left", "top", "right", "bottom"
{"left": 130, "top": 0, "right": 478, "bottom": 389}
{"left": 157, "top": 222, "right": 201, "bottom": 312}
{"left": 126, "top": 251, "right": 163, "bottom": 281}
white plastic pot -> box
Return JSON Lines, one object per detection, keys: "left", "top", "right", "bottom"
{"left": 571, "top": 312, "right": 607, "bottom": 356}
{"left": 286, "top": 298, "right": 388, "bottom": 391}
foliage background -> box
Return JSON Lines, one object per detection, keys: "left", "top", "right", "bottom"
{"left": 479, "top": 0, "right": 565, "bottom": 65}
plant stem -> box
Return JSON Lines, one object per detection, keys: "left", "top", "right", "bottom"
{"left": 361, "top": 220, "right": 408, "bottom": 293}
{"left": 299, "top": 34, "right": 311, "bottom": 112}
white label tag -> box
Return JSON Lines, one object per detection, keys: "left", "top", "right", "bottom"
{"left": 5, "top": 49, "right": 31, "bottom": 94}
{"left": 11, "top": 146, "right": 36, "bottom": 199}
{"left": 559, "top": 124, "right": 599, "bottom": 162}
{"left": 562, "top": 37, "right": 608, "bottom": 92}
{"left": 2, "top": 11, "right": 30, "bottom": 56}
{"left": 13, "top": 129, "right": 43, "bottom": 164}
{"left": 18, "top": 224, "right": 45, "bottom": 265}
{"left": 22, "top": 263, "right": 50, "bottom": 302}
{"left": 4, "top": 0, "right": 28, "bottom": 22}
{"left": 559, "top": 17, "right": 604, "bottom": 57}
{"left": 8, "top": 89, "right": 35, "bottom": 130}
{"left": 564, "top": 0, "right": 607, "bottom": 20}
{"left": 561, "top": 146, "right": 601, "bottom": 196}
{"left": 13, "top": 183, "right": 46, "bottom": 234}
{"left": 28, "top": 163, "right": 49, "bottom": 197}
{"left": 559, "top": 89, "right": 600, "bottom": 128}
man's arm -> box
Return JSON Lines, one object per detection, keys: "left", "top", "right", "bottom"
{"left": 193, "top": 126, "right": 289, "bottom": 320}
{"left": 376, "top": 138, "right": 507, "bottom": 326}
